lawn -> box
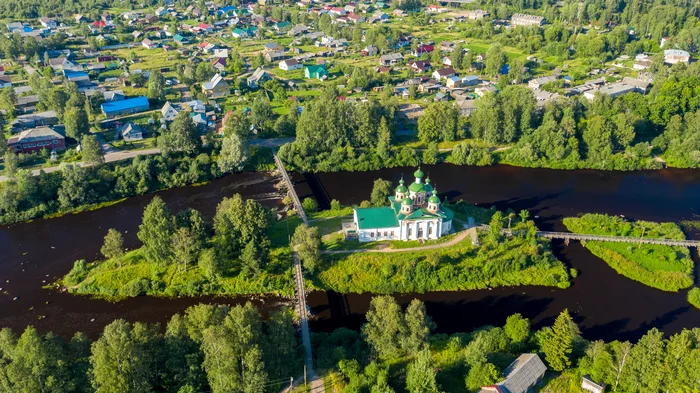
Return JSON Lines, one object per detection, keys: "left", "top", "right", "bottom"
{"left": 563, "top": 213, "right": 695, "bottom": 291}
{"left": 67, "top": 247, "right": 295, "bottom": 300}
{"left": 311, "top": 232, "right": 570, "bottom": 294}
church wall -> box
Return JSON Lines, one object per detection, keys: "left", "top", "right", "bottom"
{"left": 357, "top": 226, "right": 401, "bottom": 242}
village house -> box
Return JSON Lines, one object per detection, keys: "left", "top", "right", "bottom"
{"left": 462, "top": 75, "right": 479, "bottom": 86}
{"left": 350, "top": 168, "right": 453, "bottom": 242}
{"left": 409, "top": 60, "right": 431, "bottom": 73}
{"left": 101, "top": 96, "right": 150, "bottom": 117}
{"left": 663, "top": 49, "right": 690, "bottom": 64}
{"left": 432, "top": 67, "right": 457, "bottom": 80}
{"left": 10, "top": 111, "right": 58, "bottom": 132}
{"left": 212, "top": 57, "right": 227, "bottom": 72}
{"left": 201, "top": 74, "right": 230, "bottom": 98}
{"left": 479, "top": 354, "right": 547, "bottom": 393}
{"left": 116, "top": 122, "right": 144, "bottom": 142}
{"left": 466, "top": 10, "right": 489, "bottom": 20}
{"left": 475, "top": 84, "right": 497, "bottom": 97}
{"left": 265, "top": 50, "right": 287, "bottom": 62}
{"left": 305, "top": 65, "right": 328, "bottom": 80}
{"left": 379, "top": 53, "right": 403, "bottom": 66}
{"left": 7, "top": 126, "right": 65, "bottom": 153}
{"left": 287, "top": 25, "right": 308, "bottom": 37}
{"left": 279, "top": 59, "right": 302, "bottom": 71}
{"left": 445, "top": 76, "right": 462, "bottom": 88}
{"left": 247, "top": 67, "right": 272, "bottom": 89}
{"left": 528, "top": 75, "right": 557, "bottom": 89}
{"left": 581, "top": 375, "right": 605, "bottom": 393}
{"left": 510, "top": 13, "right": 545, "bottom": 27}
{"left": 362, "top": 45, "right": 378, "bottom": 56}
{"left": 413, "top": 44, "right": 434, "bottom": 56}
{"left": 161, "top": 102, "right": 180, "bottom": 122}
{"left": 103, "top": 90, "right": 125, "bottom": 102}
{"left": 0, "top": 76, "right": 12, "bottom": 88}
{"left": 142, "top": 38, "right": 158, "bottom": 49}
{"left": 39, "top": 17, "right": 57, "bottom": 29}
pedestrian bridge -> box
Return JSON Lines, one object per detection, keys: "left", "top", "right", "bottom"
{"left": 537, "top": 231, "right": 700, "bottom": 248}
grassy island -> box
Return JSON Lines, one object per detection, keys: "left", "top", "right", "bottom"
{"left": 563, "top": 214, "right": 694, "bottom": 292}
{"left": 62, "top": 194, "right": 570, "bottom": 299}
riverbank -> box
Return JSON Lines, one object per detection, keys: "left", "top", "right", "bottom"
{"left": 563, "top": 214, "right": 695, "bottom": 292}
{"left": 0, "top": 146, "right": 276, "bottom": 226}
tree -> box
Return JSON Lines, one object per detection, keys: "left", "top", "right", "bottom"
{"left": 464, "top": 360, "right": 500, "bottom": 391}
{"left": 80, "top": 134, "right": 104, "bottom": 165}
{"left": 489, "top": 211, "right": 504, "bottom": 241}
{"left": 241, "top": 345, "right": 267, "bottom": 393}
{"left": 485, "top": 43, "right": 507, "bottom": 78}
{"left": 418, "top": 102, "right": 460, "bottom": 143}
{"left": 302, "top": 197, "right": 318, "bottom": 212}
{"left": 218, "top": 133, "right": 250, "bottom": 173}
{"left": 240, "top": 240, "right": 262, "bottom": 277}
{"left": 3, "top": 152, "right": 17, "bottom": 180}
{"left": 161, "top": 111, "right": 200, "bottom": 155}
{"left": 362, "top": 296, "right": 405, "bottom": 359}
{"left": 292, "top": 224, "right": 321, "bottom": 273}
{"left": 370, "top": 178, "right": 393, "bottom": 207}
{"left": 402, "top": 299, "right": 435, "bottom": 355}
{"left": 541, "top": 309, "right": 580, "bottom": 371}
{"left": 6, "top": 326, "right": 71, "bottom": 393}
{"left": 504, "top": 313, "right": 530, "bottom": 344}
{"left": 137, "top": 197, "right": 175, "bottom": 264}
{"left": 201, "top": 326, "right": 240, "bottom": 393}
{"left": 222, "top": 110, "right": 250, "bottom": 138}
{"left": 0, "top": 131, "right": 7, "bottom": 156}
{"left": 251, "top": 98, "right": 273, "bottom": 131}
{"left": 199, "top": 248, "right": 224, "bottom": 279}
{"left": 375, "top": 117, "right": 392, "bottom": 159}
{"left": 90, "top": 320, "right": 151, "bottom": 393}
{"left": 101, "top": 229, "right": 125, "bottom": 261}
{"left": 0, "top": 87, "right": 17, "bottom": 117}
{"left": 64, "top": 105, "right": 89, "bottom": 139}
{"left": 172, "top": 227, "right": 198, "bottom": 272}
{"left": 213, "top": 195, "right": 272, "bottom": 260}
{"left": 405, "top": 349, "right": 439, "bottom": 393}
{"left": 422, "top": 142, "right": 439, "bottom": 165}
{"left": 147, "top": 70, "right": 166, "bottom": 101}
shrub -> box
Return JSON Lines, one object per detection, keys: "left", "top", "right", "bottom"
{"left": 119, "top": 278, "right": 151, "bottom": 297}
{"left": 302, "top": 197, "right": 318, "bottom": 212}
{"left": 64, "top": 260, "right": 89, "bottom": 286}
{"left": 689, "top": 288, "right": 700, "bottom": 310}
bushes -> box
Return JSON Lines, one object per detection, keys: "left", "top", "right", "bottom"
{"left": 687, "top": 288, "right": 700, "bottom": 310}
{"left": 314, "top": 234, "right": 570, "bottom": 294}
{"left": 119, "top": 278, "right": 151, "bottom": 297}
{"left": 64, "top": 260, "right": 90, "bottom": 287}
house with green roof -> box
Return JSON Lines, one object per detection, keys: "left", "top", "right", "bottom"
{"left": 352, "top": 168, "right": 454, "bottom": 242}
{"left": 304, "top": 65, "right": 329, "bottom": 80}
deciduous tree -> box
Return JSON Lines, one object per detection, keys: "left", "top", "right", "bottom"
{"left": 101, "top": 228, "right": 125, "bottom": 262}
{"left": 138, "top": 197, "right": 175, "bottom": 264}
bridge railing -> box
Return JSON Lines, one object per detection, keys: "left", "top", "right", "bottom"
{"left": 536, "top": 231, "right": 700, "bottom": 248}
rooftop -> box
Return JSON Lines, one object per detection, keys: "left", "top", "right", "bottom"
{"left": 355, "top": 206, "right": 400, "bottom": 229}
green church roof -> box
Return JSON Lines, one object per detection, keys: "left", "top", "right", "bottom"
{"left": 408, "top": 181, "right": 424, "bottom": 192}
{"left": 395, "top": 178, "right": 407, "bottom": 193}
{"left": 424, "top": 178, "right": 433, "bottom": 192}
{"left": 428, "top": 190, "right": 440, "bottom": 204}
{"left": 355, "top": 206, "right": 400, "bottom": 229}
{"left": 401, "top": 196, "right": 413, "bottom": 205}
{"left": 414, "top": 167, "right": 424, "bottom": 178}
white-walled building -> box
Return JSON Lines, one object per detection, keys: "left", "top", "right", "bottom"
{"left": 353, "top": 168, "right": 454, "bottom": 242}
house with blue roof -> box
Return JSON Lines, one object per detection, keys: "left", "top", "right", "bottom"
{"left": 101, "top": 96, "right": 150, "bottom": 118}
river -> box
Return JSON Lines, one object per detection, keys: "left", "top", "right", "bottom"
{"left": 0, "top": 165, "right": 699, "bottom": 341}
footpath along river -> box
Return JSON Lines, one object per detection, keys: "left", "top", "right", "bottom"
{"left": 0, "top": 164, "right": 698, "bottom": 341}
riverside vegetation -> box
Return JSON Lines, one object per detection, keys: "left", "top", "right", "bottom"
{"left": 62, "top": 192, "right": 570, "bottom": 299}
{"left": 2, "top": 297, "right": 698, "bottom": 393}
{"left": 563, "top": 213, "right": 695, "bottom": 292}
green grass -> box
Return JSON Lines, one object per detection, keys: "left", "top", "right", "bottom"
{"left": 311, "top": 233, "right": 570, "bottom": 294}
{"left": 689, "top": 288, "right": 700, "bottom": 310}
{"left": 563, "top": 214, "right": 695, "bottom": 291}
{"left": 67, "top": 247, "right": 295, "bottom": 300}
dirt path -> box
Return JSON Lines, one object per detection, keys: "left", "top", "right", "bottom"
{"left": 321, "top": 229, "right": 473, "bottom": 254}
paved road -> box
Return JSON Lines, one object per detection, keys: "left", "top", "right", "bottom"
{"left": 0, "top": 148, "right": 161, "bottom": 182}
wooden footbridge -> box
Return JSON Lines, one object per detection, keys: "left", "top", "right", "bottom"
{"left": 536, "top": 231, "right": 700, "bottom": 248}
{"left": 272, "top": 150, "right": 325, "bottom": 392}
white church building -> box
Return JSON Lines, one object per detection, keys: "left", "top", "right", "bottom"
{"left": 352, "top": 168, "right": 454, "bottom": 242}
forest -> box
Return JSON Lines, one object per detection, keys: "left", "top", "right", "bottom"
{"left": 1, "top": 297, "right": 699, "bottom": 393}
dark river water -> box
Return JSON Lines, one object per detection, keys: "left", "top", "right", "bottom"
{"left": 1, "top": 165, "right": 699, "bottom": 342}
